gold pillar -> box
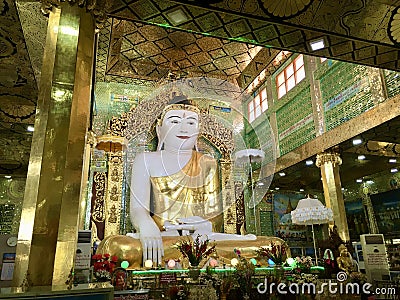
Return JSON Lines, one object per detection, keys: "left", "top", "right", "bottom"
{"left": 13, "top": 4, "right": 95, "bottom": 286}
{"left": 316, "top": 150, "right": 350, "bottom": 241}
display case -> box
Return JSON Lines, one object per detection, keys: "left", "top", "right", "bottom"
{"left": 0, "top": 283, "right": 114, "bottom": 300}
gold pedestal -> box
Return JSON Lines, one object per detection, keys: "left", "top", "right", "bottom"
{"left": 96, "top": 235, "right": 288, "bottom": 269}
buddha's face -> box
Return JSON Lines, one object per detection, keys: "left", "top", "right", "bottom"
{"left": 157, "top": 109, "right": 199, "bottom": 151}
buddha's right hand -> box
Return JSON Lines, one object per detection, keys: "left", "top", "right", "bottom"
{"left": 139, "top": 224, "right": 164, "bottom": 267}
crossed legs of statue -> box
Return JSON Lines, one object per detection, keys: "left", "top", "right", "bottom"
{"left": 97, "top": 234, "right": 288, "bottom": 269}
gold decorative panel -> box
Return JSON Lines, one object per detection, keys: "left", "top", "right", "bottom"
{"left": 104, "top": 152, "right": 124, "bottom": 237}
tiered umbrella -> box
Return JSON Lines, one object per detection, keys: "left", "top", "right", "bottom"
{"left": 291, "top": 197, "right": 333, "bottom": 265}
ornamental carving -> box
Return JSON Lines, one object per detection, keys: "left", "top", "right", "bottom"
{"left": 104, "top": 152, "right": 124, "bottom": 237}
{"left": 107, "top": 96, "right": 234, "bottom": 158}
{"left": 316, "top": 150, "right": 342, "bottom": 167}
{"left": 389, "top": 6, "right": 400, "bottom": 45}
{"left": 108, "top": 205, "right": 117, "bottom": 223}
{"left": 234, "top": 181, "right": 245, "bottom": 234}
{"left": 92, "top": 172, "right": 106, "bottom": 222}
{"left": 110, "top": 185, "right": 118, "bottom": 202}
{"left": 40, "top": 0, "right": 112, "bottom": 28}
{"left": 258, "top": 0, "right": 313, "bottom": 19}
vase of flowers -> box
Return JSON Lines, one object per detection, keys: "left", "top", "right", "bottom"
{"left": 175, "top": 235, "right": 216, "bottom": 268}
{"left": 293, "top": 256, "right": 313, "bottom": 274}
{"left": 91, "top": 253, "right": 118, "bottom": 282}
{"left": 256, "top": 242, "right": 288, "bottom": 278}
{"left": 234, "top": 258, "right": 255, "bottom": 299}
{"left": 255, "top": 242, "right": 288, "bottom": 265}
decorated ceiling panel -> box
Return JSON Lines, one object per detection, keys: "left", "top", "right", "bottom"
{"left": 104, "top": 19, "right": 263, "bottom": 82}
{"left": 107, "top": 0, "right": 400, "bottom": 72}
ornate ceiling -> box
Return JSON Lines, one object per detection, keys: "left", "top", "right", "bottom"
{"left": 1, "top": 0, "right": 400, "bottom": 189}
{"left": 106, "top": 19, "right": 263, "bottom": 81}
{"left": 107, "top": 0, "right": 400, "bottom": 74}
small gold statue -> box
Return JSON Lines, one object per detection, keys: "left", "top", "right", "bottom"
{"left": 336, "top": 244, "right": 356, "bottom": 274}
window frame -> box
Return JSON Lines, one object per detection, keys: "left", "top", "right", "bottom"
{"left": 276, "top": 54, "right": 305, "bottom": 99}
{"left": 247, "top": 87, "right": 268, "bottom": 122}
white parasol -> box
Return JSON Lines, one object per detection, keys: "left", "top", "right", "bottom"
{"left": 291, "top": 196, "right": 333, "bottom": 265}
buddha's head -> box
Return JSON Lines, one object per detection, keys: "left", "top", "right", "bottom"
{"left": 156, "top": 95, "right": 201, "bottom": 151}
{"left": 340, "top": 248, "right": 349, "bottom": 257}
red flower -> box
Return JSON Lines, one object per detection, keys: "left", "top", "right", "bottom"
{"left": 175, "top": 235, "right": 215, "bottom": 266}
{"left": 91, "top": 253, "right": 117, "bottom": 279}
{"left": 255, "top": 242, "right": 287, "bottom": 264}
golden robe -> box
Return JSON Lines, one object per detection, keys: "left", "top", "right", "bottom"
{"left": 151, "top": 151, "right": 223, "bottom": 231}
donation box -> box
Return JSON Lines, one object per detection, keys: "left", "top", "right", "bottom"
{"left": 360, "top": 234, "right": 390, "bottom": 282}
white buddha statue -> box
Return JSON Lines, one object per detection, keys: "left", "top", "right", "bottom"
{"left": 97, "top": 97, "right": 287, "bottom": 268}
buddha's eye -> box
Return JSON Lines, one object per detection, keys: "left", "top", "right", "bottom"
{"left": 170, "top": 119, "right": 180, "bottom": 124}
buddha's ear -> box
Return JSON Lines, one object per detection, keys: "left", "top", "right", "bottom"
{"left": 156, "top": 125, "right": 164, "bottom": 151}
{"left": 156, "top": 124, "right": 160, "bottom": 138}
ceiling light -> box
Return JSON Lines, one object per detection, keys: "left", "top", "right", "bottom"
{"left": 310, "top": 38, "right": 325, "bottom": 51}
{"left": 166, "top": 8, "right": 189, "bottom": 25}
{"left": 299, "top": 188, "right": 304, "bottom": 192}
{"left": 275, "top": 187, "right": 280, "bottom": 190}
{"left": 366, "top": 180, "right": 374, "bottom": 184}
{"left": 356, "top": 179, "right": 363, "bottom": 183}
{"left": 352, "top": 138, "right": 362, "bottom": 145}
{"left": 27, "top": 125, "right": 34, "bottom": 132}
{"left": 389, "top": 158, "right": 397, "bottom": 163}
{"left": 4, "top": 175, "right": 11, "bottom": 179}
{"left": 358, "top": 155, "right": 366, "bottom": 160}
{"left": 257, "top": 182, "right": 264, "bottom": 186}
{"left": 305, "top": 160, "right": 313, "bottom": 166}
{"left": 279, "top": 172, "right": 286, "bottom": 177}
{"left": 391, "top": 168, "right": 398, "bottom": 173}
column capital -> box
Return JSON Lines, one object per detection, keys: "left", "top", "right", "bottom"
{"left": 316, "top": 150, "right": 342, "bottom": 167}
{"left": 40, "top": 0, "right": 111, "bottom": 28}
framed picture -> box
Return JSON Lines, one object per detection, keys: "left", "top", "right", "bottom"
{"left": 112, "top": 267, "right": 128, "bottom": 291}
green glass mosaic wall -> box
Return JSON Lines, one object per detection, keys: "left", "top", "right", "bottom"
{"left": 384, "top": 70, "right": 400, "bottom": 99}
{"left": 246, "top": 126, "right": 261, "bottom": 149}
{"left": 93, "top": 82, "right": 154, "bottom": 135}
{"left": 318, "top": 62, "right": 373, "bottom": 131}
{"left": 276, "top": 85, "right": 315, "bottom": 156}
